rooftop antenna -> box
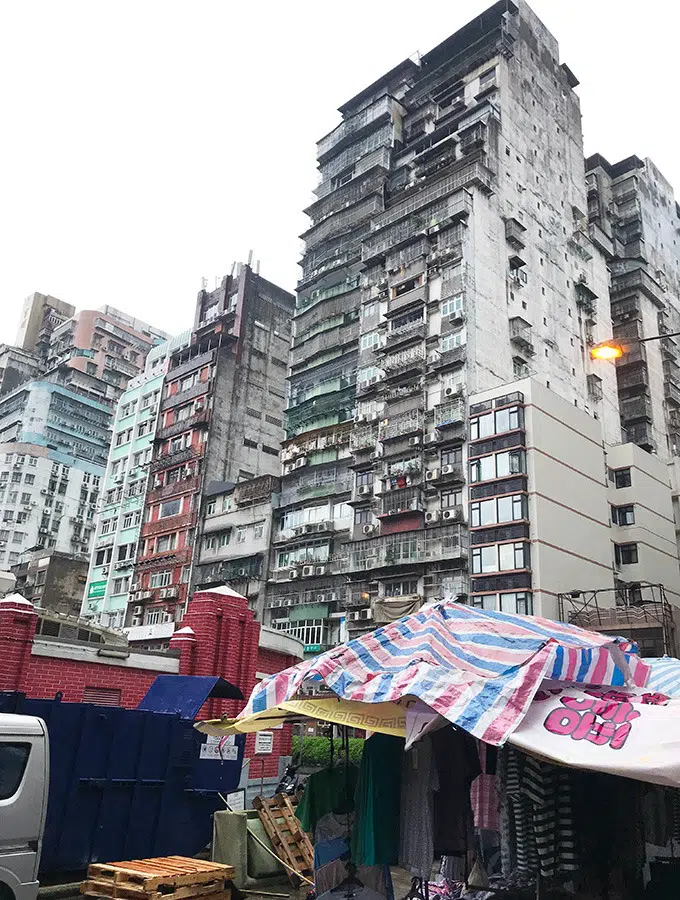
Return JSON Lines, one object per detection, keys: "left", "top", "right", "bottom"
{"left": 247, "top": 249, "right": 253, "bottom": 268}
{"left": 201, "top": 277, "right": 208, "bottom": 290}
{"left": 255, "top": 259, "right": 260, "bottom": 275}
{"left": 215, "top": 276, "right": 220, "bottom": 288}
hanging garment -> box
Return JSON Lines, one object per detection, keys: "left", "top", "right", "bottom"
{"left": 352, "top": 732, "right": 403, "bottom": 866}
{"left": 296, "top": 765, "right": 358, "bottom": 834}
{"left": 432, "top": 726, "right": 481, "bottom": 859}
{"left": 399, "top": 734, "right": 439, "bottom": 878}
{"left": 311, "top": 810, "right": 390, "bottom": 896}
{"left": 470, "top": 742, "right": 500, "bottom": 833}
{"left": 502, "top": 748, "right": 538, "bottom": 875}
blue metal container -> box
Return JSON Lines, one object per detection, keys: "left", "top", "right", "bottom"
{"left": 0, "top": 676, "right": 244, "bottom": 874}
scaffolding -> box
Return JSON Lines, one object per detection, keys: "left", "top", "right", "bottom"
{"left": 557, "top": 583, "right": 676, "bottom": 657}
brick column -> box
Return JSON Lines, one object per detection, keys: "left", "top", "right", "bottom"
{"left": 180, "top": 588, "right": 261, "bottom": 719}
{"left": 0, "top": 595, "right": 38, "bottom": 692}
{"left": 170, "top": 626, "right": 197, "bottom": 674}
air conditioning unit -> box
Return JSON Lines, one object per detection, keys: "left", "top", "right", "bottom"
{"left": 426, "top": 469, "right": 440, "bottom": 482}
{"left": 383, "top": 481, "right": 392, "bottom": 492}
{"left": 115, "top": 476, "right": 124, "bottom": 484}
{"left": 154, "top": 477, "right": 163, "bottom": 488}
{"left": 359, "top": 485, "right": 372, "bottom": 496}
{"left": 315, "top": 565, "right": 327, "bottom": 576}
{"left": 301, "top": 565, "right": 315, "bottom": 577}
{"left": 362, "top": 524, "right": 376, "bottom": 535}
{"left": 293, "top": 525, "right": 305, "bottom": 537}
{"left": 289, "top": 569, "right": 300, "bottom": 580}
{"left": 101, "top": 567, "right": 109, "bottom": 576}
{"left": 348, "top": 611, "right": 360, "bottom": 622}
{"left": 272, "top": 599, "right": 282, "bottom": 608}
{"left": 359, "top": 608, "right": 373, "bottom": 620}
{"left": 295, "top": 457, "right": 308, "bottom": 469}
{"left": 133, "top": 605, "right": 143, "bottom": 615}
{"left": 131, "top": 582, "right": 140, "bottom": 591}
{"left": 441, "top": 464, "right": 455, "bottom": 476}
{"left": 132, "top": 616, "right": 142, "bottom": 626}
{"left": 237, "top": 567, "right": 247, "bottom": 577}
{"left": 409, "top": 437, "right": 421, "bottom": 447}
{"left": 160, "top": 588, "right": 168, "bottom": 598}
{"left": 425, "top": 510, "right": 441, "bottom": 524}
{"left": 142, "top": 590, "right": 153, "bottom": 599}
{"left": 442, "top": 508, "right": 461, "bottom": 521}
{"left": 195, "top": 400, "right": 204, "bottom": 411}
{"left": 303, "top": 524, "right": 314, "bottom": 534}
{"left": 316, "top": 594, "right": 326, "bottom": 603}
{"left": 428, "top": 431, "right": 442, "bottom": 444}
{"left": 283, "top": 599, "right": 293, "bottom": 607}
{"left": 316, "top": 521, "right": 331, "bottom": 532}
{"left": 281, "top": 448, "right": 293, "bottom": 462}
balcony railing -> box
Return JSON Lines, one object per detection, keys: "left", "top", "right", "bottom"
{"left": 383, "top": 319, "right": 427, "bottom": 347}
{"left": 303, "top": 196, "right": 383, "bottom": 251}
{"left": 140, "top": 511, "right": 196, "bottom": 538}
{"left": 317, "top": 96, "right": 393, "bottom": 162}
{"left": 509, "top": 319, "right": 535, "bottom": 356}
{"left": 340, "top": 524, "right": 467, "bottom": 572}
{"left": 350, "top": 425, "right": 378, "bottom": 452}
{"left": 433, "top": 398, "right": 465, "bottom": 428}
{"left": 620, "top": 396, "right": 653, "bottom": 422}
{"left": 149, "top": 444, "right": 202, "bottom": 473}
{"left": 314, "top": 147, "right": 392, "bottom": 201}
{"left": 147, "top": 475, "right": 200, "bottom": 504}
{"left": 611, "top": 268, "right": 667, "bottom": 309}
{"left": 168, "top": 349, "right": 216, "bottom": 383}
{"left": 155, "top": 409, "right": 211, "bottom": 441}
{"left": 370, "top": 179, "right": 474, "bottom": 235}
{"left": 665, "top": 381, "right": 680, "bottom": 406}
{"left": 383, "top": 345, "right": 426, "bottom": 375}
{"left": 160, "top": 380, "right": 211, "bottom": 411}
{"left": 379, "top": 488, "right": 423, "bottom": 517}
{"left": 379, "top": 410, "right": 424, "bottom": 441}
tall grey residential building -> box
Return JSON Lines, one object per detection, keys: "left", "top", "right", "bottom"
{"left": 265, "top": 0, "right": 631, "bottom": 649}
{"left": 585, "top": 154, "right": 680, "bottom": 458}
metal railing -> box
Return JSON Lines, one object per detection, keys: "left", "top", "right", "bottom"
{"left": 317, "top": 96, "right": 393, "bottom": 161}
{"left": 383, "top": 345, "right": 426, "bottom": 374}
{"left": 379, "top": 409, "right": 423, "bottom": 441}
{"left": 350, "top": 425, "right": 378, "bottom": 452}
{"left": 433, "top": 398, "right": 465, "bottom": 427}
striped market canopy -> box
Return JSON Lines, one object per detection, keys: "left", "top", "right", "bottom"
{"left": 646, "top": 657, "right": 680, "bottom": 697}
{"left": 243, "top": 601, "right": 651, "bottom": 745}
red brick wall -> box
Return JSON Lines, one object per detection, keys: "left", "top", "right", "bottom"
{"left": 246, "top": 644, "right": 299, "bottom": 777}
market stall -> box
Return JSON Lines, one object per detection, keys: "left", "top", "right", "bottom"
{"left": 197, "top": 602, "right": 680, "bottom": 899}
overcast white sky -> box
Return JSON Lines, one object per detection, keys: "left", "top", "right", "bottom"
{"left": 0, "top": 1, "right": 677, "bottom": 344}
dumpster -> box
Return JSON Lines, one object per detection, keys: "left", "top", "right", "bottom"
{"left": 0, "top": 676, "right": 245, "bottom": 874}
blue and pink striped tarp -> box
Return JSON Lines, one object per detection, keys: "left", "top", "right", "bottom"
{"left": 243, "top": 602, "right": 650, "bottom": 745}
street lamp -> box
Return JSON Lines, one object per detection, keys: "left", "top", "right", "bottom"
{"left": 590, "top": 330, "right": 680, "bottom": 362}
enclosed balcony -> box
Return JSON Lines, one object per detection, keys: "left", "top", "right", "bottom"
{"left": 379, "top": 410, "right": 424, "bottom": 441}
{"left": 620, "top": 395, "right": 653, "bottom": 423}
{"left": 433, "top": 397, "right": 465, "bottom": 429}
{"left": 509, "top": 318, "right": 535, "bottom": 356}
{"left": 504, "top": 217, "right": 526, "bottom": 250}
{"left": 383, "top": 318, "right": 427, "bottom": 349}
{"left": 382, "top": 345, "right": 427, "bottom": 378}
{"left": 611, "top": 268, "right": 667, "bottom": 309}
{"left": 317, "top": 95, "right": 393, "bottom": 163}
{"left": 379, "top": 487, "right": 423, "bottom": 518}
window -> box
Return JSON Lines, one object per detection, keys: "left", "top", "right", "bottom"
{"left": 12, "top": 532, "right": 25, "bottom": 545}
{"left": 360, "top": 331, "right": 381, "bottom": 351}
{"left": 95, "top": 548, "right": 113, "bottom": 566}
{"left": 479, "top": 67, "right": 496, "bottom": 89}
{"left": 471, "top": 592, "right": 532, "bottom": 615}
{"left": 383, "top": 579, "right": 419, "bottom": 598}
{"left": 391, "top": 274, "right": 423, "bottom": 298}
{"left": 356, "top": 471, "right": 374, "bottom": 488}
{"left": 440, "top": 329, "right": 466, "bottom": 352}
{"left": 470, "top": 494, "right": 526, "bottom": 527}
{"left": 122, "top": 511, "right": 141, "bottom": 529}
{"left": 20, "top": 493, "right": 31, "bottom": 504}
{"left": 355, "top": 507, "right": 373, "bottom": 526}
{"left": 100, "top": 518, "right": 116, "bottom": 535}
{"left": 611, "top": 505, "right": 635, "bottom": 526}
{"left": 615, "top": 543, "right": 638, "bottom": 566}
{"left": 472, "top": 542, "right": 529, "bottom": 574}
{"left": 236, "top": 526, "right": 247, "bottom": 544}
{"left": 149, "top": 571, "right": 172, "bottom": 588}
{"left": 614, "top": 468, "right": 632, "bottom": 489}
{"left": 156, "top": 533, "right": 177, "bottom": 553}
{"left": 470, "top": 406, "right": 523, "bottom": 440}
{"left": 441, "top": 447, "right": 462, "bottom": 467}
{"left": 11, "top": 472, "right": 21, "bottom": 484}
{"left": 28, "top": 457, "right": 37, "bottom": 467}
{"left": 159, "top": 499, "right": 181, "bottom": 518}
{"left": 441, "top": 294, "right": 464, "bottom": 318}
{"left": 253, "top": 522, "right": 264, "bottom": 541}
{"left": 112, "top": 576, "right": 130, "bottom": 594}
{"left": 0, "top": 744, "right": 30, "bottom": 800}
{"left": 206, "top": 500, "right": 217, "bottom": 515}
{"left": 137, "top": 420, "right": 152, "bottom": 437}
{"left": 117, "top": 543, "right": 135, "bottom": 561}
{"left": 361, "top": 302, "right": 377, "bottom": 319}
{"left": 167, "top": 467, "right": 184, "bottom": 484}
{"left": 203, "top": 535, "right": 217, "bottom": 551}
{"left": 469, "top": 450, "right": 525, "bottom": 483}
{"left": 441, "top": 489, "right": 463, "bottom": 509}
{"left": 115, "top": 428, "right": 133, "bottom": 447}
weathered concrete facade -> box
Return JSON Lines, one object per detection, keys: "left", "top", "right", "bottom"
{"left": 269, "top": 0, "right": 624, "bottom": 648}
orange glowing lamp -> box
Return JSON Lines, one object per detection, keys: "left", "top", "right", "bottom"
{"left": 590, "top": 341, "right": 624, "bottom": 361}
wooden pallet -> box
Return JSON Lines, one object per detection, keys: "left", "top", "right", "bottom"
{"left": 253, "top": 794, "right": 313, "bottom": 886}
{"left": 84, "top": 857, "right": 235, "bottom": 895}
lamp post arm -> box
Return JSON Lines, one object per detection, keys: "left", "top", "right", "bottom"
{"left": 638, "top": 331, "right": 680, "bottom": 343}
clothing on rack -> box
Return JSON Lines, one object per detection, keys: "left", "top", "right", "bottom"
{"left": 399, "top": 734, "right": 439, "bottom": 878}
{"left": 352, "top": 733, "right": 403, "bottom": 866}
{"left": 470, "top": 742, "right": 500, "bottom": 833}
{"left": 296, "top": 765, "right": 359, "bottom": 834}
{"left": 432, "top": 725, "right": 481, "bottom": 859}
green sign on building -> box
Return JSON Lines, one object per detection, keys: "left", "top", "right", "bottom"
{"left": 87, "top": 580, "right": 107, "bottom": 599}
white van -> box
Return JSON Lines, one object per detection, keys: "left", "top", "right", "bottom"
{"left": 0, "top": 715, "right": 49, "bottom": 900}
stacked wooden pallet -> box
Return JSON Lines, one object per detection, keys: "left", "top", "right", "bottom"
{"left": 81, "top": 856, "right": 235, "bottom": 900}
{"left": 253, "top": 795, "right": 313, "bottom": 886}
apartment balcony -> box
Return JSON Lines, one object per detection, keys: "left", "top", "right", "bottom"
{"left": 509, "top": 318, "right": 535, "bottom": 356}
{"left": 295, "top": 276, "right": 361, "bottom": 315}
{"left": 383, "top": 319, "right": 427, "bottom": 349}
{"left": 665, "top": 381, "right": 680, "bottom": 407}
{"left": 379, "top": 410, "right": 423, "bottom": 442}
{"left": 363, "top": 195, "right": 469, "bottom": 265}
{"left": 626, "top": 421, "right": 656, "bottom": 452}
{"left": 140, "top": 510, "right": 196, "bottom": 538}
{"left": 382, "top": 345, "right": 427, "bottom": 378}
{"left": 387, "top": 285, "right": 428, "bottom": 316}
{"left": 155, "top": 408, "right": 211, "bottom": 442}
{"left": 616, "top": 367, "right": 649, "bottom": 394}
{"left": 433, "top": 397, "right": 465, "bottom": 429}
{"left": 504, "top": 218, "right": 526, "bottom": 250}
{"left": 611, "top": 268, "right": 667, "bottom": 309}
{"left": 290, "top": 322, "right": 359, "bottom": 366}
{"left": 160, "top": 380, "right": 211, "bottom": 412}
{"left": 147, "top": 475, "right": 200, "bottom": 504}
{"left": 314, "top": 146, "right": 392, "bottom": 202}
{"left": 168, "top": 349, "right": 216, "bottom": 383}
{"left": 575, "top": 280, "right": 597, "bottom": 318}
{"left": 620, "top": 395, "right": 653, "bottom": 423}
{"left": 344, "top": 524, "right": 467, "bottom": 572}
{"left": 134, "top": 547, "right": 192, "bottom": 570}
{"left": 379, "top": 488, "right": 423, "bottom": 518}
{"left": 350, "top": 425, "right": 379, "bottom": 453}
{"left": 302, "top": 196, "right": 384, "bottom": 251}
{"left": 150, "top": 444, "right": 202, "bottom": 473}
{"left": 317, "top": 95, "right": 393, "bottom": 163}
{"left": 611, "top": 297, "right": 642, "bottom": 323}
{"left": 586, "top": 374, "right": 603, "bottom": 403}
{"left": 279, "top": 472, "right": 353, "bottom": 507}
{"left": 369, "top": 178, "right": 474, "bottom": 236}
